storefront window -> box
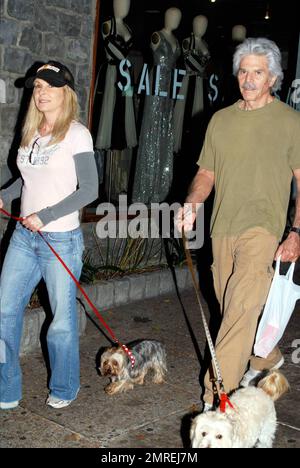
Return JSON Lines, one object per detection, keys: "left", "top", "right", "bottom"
{"left": 84, "top": 0, "right": 299, "bottom": 219}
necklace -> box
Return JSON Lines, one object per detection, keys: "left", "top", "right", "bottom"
{"left": 240, "top": 96, "right": 275, "bottom": 111}
{"left": 39, "top": 124, "right": 53, "bottom": 136}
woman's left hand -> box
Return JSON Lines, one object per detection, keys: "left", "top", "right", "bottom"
{"left": 275, "top": 232, "right": 300, "bottom": 262}
{"left": 22, "top": 213, "right": 44, "bottom": 232}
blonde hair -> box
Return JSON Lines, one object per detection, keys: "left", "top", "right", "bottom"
{"left": 21, "top": 85, "right": 79, "bottom": 148}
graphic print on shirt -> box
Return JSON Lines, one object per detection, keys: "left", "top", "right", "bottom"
{"left": 18, "top": 142, "right": 60, "bottom": 166}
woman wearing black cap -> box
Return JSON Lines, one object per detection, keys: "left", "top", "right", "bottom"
{"left": 0, "top": 61, "right": 98, "bottom": 409}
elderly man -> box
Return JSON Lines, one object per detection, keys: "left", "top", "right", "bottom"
{"left": 178, "top": 37, "right": 300, "bottom": 410}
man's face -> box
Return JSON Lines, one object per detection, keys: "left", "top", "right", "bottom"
{"left": 237, "top": 54, "right": 277, "bottom": 105}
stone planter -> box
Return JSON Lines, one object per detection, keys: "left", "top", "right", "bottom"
{"left": 20, "top": 264, "right": 195, "bottom": 355}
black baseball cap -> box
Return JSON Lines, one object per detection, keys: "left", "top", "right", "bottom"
{"left": 25, "top": 61, "right": 75, "bottom": 91}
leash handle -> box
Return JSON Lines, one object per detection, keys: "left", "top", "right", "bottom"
{"left": 0, "top": 208, "right": 136, "bottom": 368}
{"left": 0, "top": 207, "right": 23, "bottom": 222}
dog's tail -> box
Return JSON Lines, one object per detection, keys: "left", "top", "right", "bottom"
{"left": 257, "top": 370, "right": 290, "bottom": 401}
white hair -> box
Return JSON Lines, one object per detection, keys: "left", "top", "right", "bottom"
{"left": 233, "top": 37, "right": 284, "bottom": 92}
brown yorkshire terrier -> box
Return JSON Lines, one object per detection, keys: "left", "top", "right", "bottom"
{"left": 100, "top": 340, "right": 167, "bottom": 395}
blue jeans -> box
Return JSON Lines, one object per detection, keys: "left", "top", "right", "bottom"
{"left": 0, "top": 223, "right": 84, "bottom": 403}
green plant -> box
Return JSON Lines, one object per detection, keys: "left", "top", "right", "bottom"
{"left": 80, "top": 226, "right": 187, "bottom": 284}
{"left": 27, "top": 228, "right": 188, "bottom": 292}
{"left": 164, "top": 236, "right": 187, "bottom": 267}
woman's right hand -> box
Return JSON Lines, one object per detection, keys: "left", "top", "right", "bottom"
{"left": 0, "top": 198, "right": 3, "bottom": 210}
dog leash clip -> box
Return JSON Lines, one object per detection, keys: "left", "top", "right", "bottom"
{"left": 220, "top": 392, "right": 234, "bottom": 413}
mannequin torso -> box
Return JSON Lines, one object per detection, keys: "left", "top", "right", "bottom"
{"left": 173, "top": 15, "right": 210, "bottom": 153}
{"left": 151, "top": 7, "right": 182, "bottom": 53}
{"left": 183, "top": 15, "right": 209, "bottom": 55}
{"left": 182, "top": 15, "right": 210, "bottom": 75}
{"left": 102, "top": 0, "right": 132, "bottom": 45}
{"left": 193, "top": 35, "right": 209, "bottom": 55}
{"left": 183, "top": 35, "right": 209, "bottom": 58}
{"left": 95, "top": 0, "right": 137, "bottom": 151}
{"left": 103, "top": 18, "right": 132, "bottom": 43}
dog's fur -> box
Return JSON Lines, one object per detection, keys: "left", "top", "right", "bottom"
{"left": 100, "top": 340, "right": 167, "bottom": 395}
{"left": 190, "top": 370, "right": 289, "bottom": 448}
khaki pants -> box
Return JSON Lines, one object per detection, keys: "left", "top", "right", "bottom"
{"left": 203, "top": 227, "right": 283, "bottom": 404}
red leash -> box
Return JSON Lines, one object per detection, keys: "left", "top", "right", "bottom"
{"left": 220, "top": 392, "right": 235, "bottom": 413}
{"left": 0, "top": 208, "right": 135, "bottom": 367}
{"left": 0, "top": 207, "right": 22, "bottom": 223}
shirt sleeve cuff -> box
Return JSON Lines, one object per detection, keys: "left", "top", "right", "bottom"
{"left": 36, "top": 207, "right": 56, "bottom": 226}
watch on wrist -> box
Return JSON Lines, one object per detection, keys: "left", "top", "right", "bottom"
{"left": 290, "top": 226, "right": 300, "bottom": 236}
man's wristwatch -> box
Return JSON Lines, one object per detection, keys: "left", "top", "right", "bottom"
{"left": 290, "top": 226, "right": 300, "bottom": 236}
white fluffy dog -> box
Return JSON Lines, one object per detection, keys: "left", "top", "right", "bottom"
{"left": 190, "top": 370, "right": 289, "bottom": 448}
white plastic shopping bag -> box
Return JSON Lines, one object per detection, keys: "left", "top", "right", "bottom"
{"left": 254, "top": 257, "right": 300, "bottom": 358}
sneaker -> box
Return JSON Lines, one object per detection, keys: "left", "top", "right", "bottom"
{"left": 240, "top": 357, "right": 285, "bottom": 388}
{"left": 46, "top": 395, "right": 72, "bottom": 409}
{"left": 0, "top": 401, "right": 19, "bottom": 410}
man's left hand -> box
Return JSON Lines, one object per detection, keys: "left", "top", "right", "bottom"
{"left": 22, "top": 213, "right": 44, "bottom": 232}
{"left": 275, "top": 232, "right": 300, "bottom": 262}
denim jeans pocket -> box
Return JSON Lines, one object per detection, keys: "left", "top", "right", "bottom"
{"left": 46, "top": 231, "right": 73, "bottom": 242}
{"left": 43, "top": 229, "right": 84, "bottom": 258}
{"left": 13, "top": 222, "right": 26, "bottom": 237}
{"left": 72, "top": 230, "right": 85, "bottom": 257}
{"left": 11, "top": 223, "right": 31, "bottom": 248}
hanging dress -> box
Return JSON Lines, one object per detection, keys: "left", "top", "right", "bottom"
{"left": 132, "top": 32, "right": 180, "bottom": 204}
{"left": 173, "top": 34, "right": 210, "bottom": 153}
{"left": 95, "top": 16, "right": 137, "bottom": 151}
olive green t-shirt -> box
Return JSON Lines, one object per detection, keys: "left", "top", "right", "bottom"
{"left": 198, "top": 99, "right": 300, "bottom": 239}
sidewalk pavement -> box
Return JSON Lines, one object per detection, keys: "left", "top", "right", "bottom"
{"left": 0, "top": 289, "right": 299, "bottom": 448}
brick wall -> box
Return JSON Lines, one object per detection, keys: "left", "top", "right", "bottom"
{"left": 0, "top": 0, "right": 96, "bottom": 237}
{"left": 0, "top": 0, "right": 96, "bottom": 179}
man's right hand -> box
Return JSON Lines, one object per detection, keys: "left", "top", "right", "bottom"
{"left": 175, "top": 203, "right": 197, "bottom": 233}
{"left": 0, "top": 198, "right": 3, "bottom": 210}
{"left": 175, "top": 168, "right": 214, "bottom": 233}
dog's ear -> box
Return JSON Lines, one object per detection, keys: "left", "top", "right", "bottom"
{"left": 116, "top": 346, "right": 127, "bottom": 357}
{"left": 102, "top": 346, "right": 118, "bottom": 356}
{"left": 97, "top": 346, "right": 111, "bottom": 369}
